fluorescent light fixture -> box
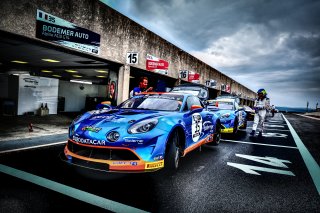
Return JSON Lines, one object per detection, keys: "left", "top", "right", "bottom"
{"left": 11, "top": 60, "right": 28, "bottom": 64}
{"left": 72, "top": 75, "right": 82, "bottom": 78}
{"left": 70, "top": 80, "right": 92, "bottom": 85}
{"left": 96, "top": 75, "right": 107, "bottom": 78}
{"left": 65, "top": 69, "right": 78, "bottom": 73}
{"left": 52, "top": 75, "right": 61, "bottom": 78}
{"left": 42, "top": 59, "right": 60, "bottom": 63}
{"left": 95, "top": 70, "right": 108, "bottom": 73}
{"left": 41, "top": 70, "right": 53, "bottom": 73}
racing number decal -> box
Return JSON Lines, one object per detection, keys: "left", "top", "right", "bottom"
{"left": 192, "top": 113, "right": 202, "bottom": 142}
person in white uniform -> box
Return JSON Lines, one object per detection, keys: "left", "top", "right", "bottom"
{"left": 250, "top": 88, "right": 269, "bottom": 136}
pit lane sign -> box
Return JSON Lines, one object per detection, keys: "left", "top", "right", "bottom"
{"left": 36, "top": 9, "right": 100, "bottom": 55}
{"left": 179, "top": 70, "right": 188, "bottom": 81}
{"left": 146, "top": 54, "right": 169, "bottom": 75}
{"left": 127, "top": 52, "right": 139, "bottom": 64}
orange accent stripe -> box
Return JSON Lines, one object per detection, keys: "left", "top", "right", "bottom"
{"left": 182, "top": 134, "right": 215, "bottom": 156}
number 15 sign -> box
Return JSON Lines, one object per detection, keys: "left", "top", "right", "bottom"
{"left": 127, "top": 52, "right": 139, "bottom": 64}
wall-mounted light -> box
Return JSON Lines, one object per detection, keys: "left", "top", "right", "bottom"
{"left": 70, "top": 79, "right": 92, "bottom": 85}
{"left": 11, "top": 60, "right": 28, "bottom": 64}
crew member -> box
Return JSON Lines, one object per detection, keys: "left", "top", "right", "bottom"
{"left": 250, "top": 88, "right": 269, "bottom": 136}
{"left": 130, "top": 77, "right": 153, "bottom": 97}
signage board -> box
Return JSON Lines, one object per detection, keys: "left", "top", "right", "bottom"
{"left": 127, "top": 52, "right": 139, "bottom": 64}
{"left": 179, "top": 70, "right": 188, "bottom": 81}
{"left": 36, "top": 9, "right": 100, "bottom": 55}
{"left": 146, "top": 54, "right": 169, "bottom": 75}
{"left": 188, "top": 71, "right": 200, "bottom": 83}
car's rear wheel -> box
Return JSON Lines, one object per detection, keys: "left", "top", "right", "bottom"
{"left": 233, "top": 118, "right": 238, "bottom": 134}
{"left": 165, "top": 130, "right": 180, "bottom": 171}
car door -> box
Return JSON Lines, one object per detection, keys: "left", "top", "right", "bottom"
{"left": 234, "top": 101, "right": 246, "bottom": 127}
{"left": 183, "top": 96, "right": 211, "bottom": 148}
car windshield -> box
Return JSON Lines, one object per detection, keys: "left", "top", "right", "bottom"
{"left": 171, "top": 87, "right": 207, "bottom": 99}
{"left": 210, "top": 101, "right": 234, "bottom": 110}
{"left": 118, "top": 94, "right": 184, "bottom": 111}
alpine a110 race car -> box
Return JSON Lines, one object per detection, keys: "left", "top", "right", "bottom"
{"left": 207, "top": 97, "right": 247, "bottom": 134}
{"left": 61, "top": 93, "right": 221, "bottom": 173}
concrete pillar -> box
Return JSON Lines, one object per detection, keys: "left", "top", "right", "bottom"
{"left": 117, "top": 65, "right": 130, "bottom": 104}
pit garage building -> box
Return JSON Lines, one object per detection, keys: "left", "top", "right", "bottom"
{"left": 0, "top": 0, "right": 256, "bottom": 116}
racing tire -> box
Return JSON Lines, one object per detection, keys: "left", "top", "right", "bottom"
{"left": 239, "top": 119, "right": 247, "bottom": 129}
{"left": 164, "top": 130, "right": 180, "bottom": 171}
{"left": 233, "top": 118, "right": 238, "bottom": 134}
{"left": 210, "top": 122, "right": 221, "bottom": 146}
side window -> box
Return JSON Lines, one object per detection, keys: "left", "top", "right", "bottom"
{"left": 184, "top": 96, "right": 202, "bottom": 111}
{"left": 234, "top": 101, "right": 239, "bottom": 110}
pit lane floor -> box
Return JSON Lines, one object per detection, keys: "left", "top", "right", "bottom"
{"left": 0, "top": 113, "right": 319, "bottom": 212}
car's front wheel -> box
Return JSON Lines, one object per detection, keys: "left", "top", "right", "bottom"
{"left": 210, "top": 122, "right": 221, "bottom": 146}
{"left": 165, "top": 130, "right": 180, "bottom": 171}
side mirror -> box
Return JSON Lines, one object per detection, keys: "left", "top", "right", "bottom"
{"left": 96, "top": 103, "right": 113, "bottom": 110}
{"left": 190, "top": 105, "right": 203, "bottom": 111}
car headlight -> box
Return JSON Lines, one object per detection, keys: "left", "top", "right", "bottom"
{"left": 128, "top": 118, "right": 158, "bottom": 134}
{"left": 220, "top": 113, "right": 230, "bottom": 119}
{"left": 107, "top": 131, "right": 120, "bottom": 142}
{"left": 69, "top": 125, "right": 75, "bottom": 137}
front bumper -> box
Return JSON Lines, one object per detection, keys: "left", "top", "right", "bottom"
{"left": 220, "top": 127, "right": 234, "bottom": 133}
{"left": 61, "top": 140, "right": 164, "bottom": 173}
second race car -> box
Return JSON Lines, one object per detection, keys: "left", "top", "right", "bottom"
{"left": 207, "top": 97, "right": 247, "bottom": 134}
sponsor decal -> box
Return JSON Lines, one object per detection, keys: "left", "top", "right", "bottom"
{"left": 72, "top": 136, "right": 106, "bottom": 145}
{"left": 206, "top": 134, "right": 214, "bottom": 142}
{"left": 131, "top": 162, "right": 138, "bottom": 166}
{"left": 123, "top": 137, "right": 144, "bottom": 144}
{"left": 145, "top": 160, "right": 164, "bottom": 169}
{"left": 153, "top": 155, "right": 164, "bottom": 161}
{"left": 90, "top": 115, "right": 115, "bottom": 120}
{"left": 203, "top": 121, "right": 214, "bottom": 131}
{"left": 192, "top": 113, "right": 202, "bottom": 142}
{"left": 81, "top": 126, "right": 101, "bottom": 133}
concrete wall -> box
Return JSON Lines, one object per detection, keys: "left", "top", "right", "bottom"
{"left": 0, "top": 0, "right": 256, "bottom": 100}
{"left": 58, "top": 80, "right": 105, "bottom": 112}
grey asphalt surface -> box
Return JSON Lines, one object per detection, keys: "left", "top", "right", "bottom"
{"left": 0, "top": 112, "right": 319, "bottom": 212}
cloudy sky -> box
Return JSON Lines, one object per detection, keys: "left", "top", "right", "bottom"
{"left": 102, "top": 0, "right": 320, "bottom": 108}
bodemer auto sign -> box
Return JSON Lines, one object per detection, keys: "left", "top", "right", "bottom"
{"left": 36, "top": 9, "right": 100, "bottom": 55}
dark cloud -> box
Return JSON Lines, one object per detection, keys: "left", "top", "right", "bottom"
{"left": 104, "top": 0, "right": 320, "bottom": 107}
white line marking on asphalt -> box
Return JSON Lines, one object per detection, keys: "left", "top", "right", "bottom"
{"left": 282, "top": 113, "right": 320, "bottom": 195}
{"left": 247, "top": 127, "right": 290, "bottom": 131}
{"left": 196, "top": 166, "right": 205, "bottom": 172}
{"left": 0, "top": 164, "right": 149, "bottom": 213}
{"left": 295, "top": 113, "right": 320, "bottom": 121}
{"left": 221, "top": 139, "right": 298, "bottom": 149}
{"left": 0, "top": 141, "right": 67, "bottom": 154}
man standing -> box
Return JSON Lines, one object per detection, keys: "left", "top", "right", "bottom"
{"left": 250, "top": 88, "right": 269, "bottom": 136}
{"left": 131, "top": 77, "right": 153, "bottom": 97}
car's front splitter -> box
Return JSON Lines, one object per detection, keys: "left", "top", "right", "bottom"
{"left": 62, "top": 143, "right": 164, "bottom": 173}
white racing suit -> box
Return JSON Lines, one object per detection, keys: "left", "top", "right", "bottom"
{"left": 252, "top": 98, "right": 269, "bottom": 133}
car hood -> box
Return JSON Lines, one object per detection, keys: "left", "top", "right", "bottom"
{"left": 75, "top": 108, "right": 171, "bottom": 128}
{"left": 211, "top": 109, "right": 233, "bottom": 117}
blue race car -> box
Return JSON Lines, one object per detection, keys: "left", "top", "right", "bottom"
{"left": 207, "top": 98, "right": 247, "bottom": 134}
{"left": 61, "top": 93, "right": 221, "bottom": 173}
